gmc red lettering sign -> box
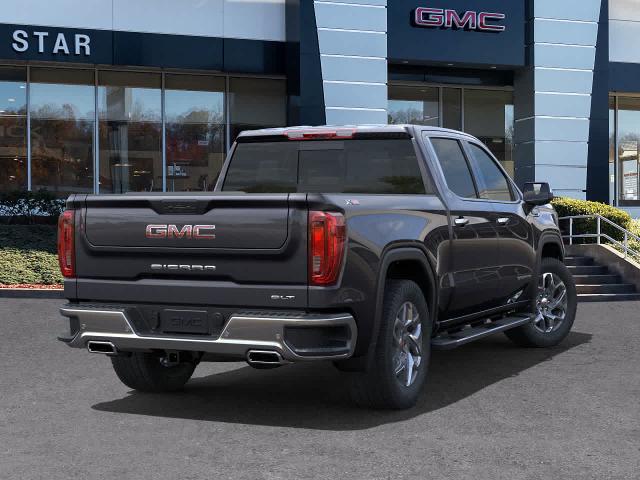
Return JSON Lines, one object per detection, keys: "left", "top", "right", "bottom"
{"left": 414, "top": 7, "right": 506, "bottom": 32}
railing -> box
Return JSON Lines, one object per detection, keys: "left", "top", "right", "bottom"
{"left": 559, "top": 214, "right": 640, "bottom": 261}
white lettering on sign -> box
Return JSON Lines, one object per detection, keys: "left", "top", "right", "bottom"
{"left": 33, "top": 31, "right": 48, "bottom": 53}
{"left": 414, "top": 7, "right": 506, "bottom": 32}
{"left": 10, "top": 29, "right": 91, "bottom": 56}
{"left": 11, "top": 30, "right": 28, "bottom": 52}
{"left": 52, "top": 33, "right": 69, "bottom": 54}
{"left": 75, "top": 34, "right": 90, "bottom": 55}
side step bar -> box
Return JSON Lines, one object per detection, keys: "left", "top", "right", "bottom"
{"left": 432, "top": 314, "right": 533, "bottom": 350}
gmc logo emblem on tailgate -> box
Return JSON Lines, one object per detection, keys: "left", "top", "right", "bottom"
{"left": 145, "top": 224, "right": 216, "bottom": 239}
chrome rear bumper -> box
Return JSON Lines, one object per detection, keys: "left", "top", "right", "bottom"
{"left": 59, "top": 305, "right": 357, "bottom": 362}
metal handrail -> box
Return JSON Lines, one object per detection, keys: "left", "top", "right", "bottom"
{"left": 559, "top": 214, "right": 640, "bottom": 260}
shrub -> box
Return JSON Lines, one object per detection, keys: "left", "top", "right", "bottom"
{"left": 0, "top": 225, "right": 62, "bottom": 285}
{"left": 625, "top": 219, "right": 640, "bottom": 260}
{"left": 551, "top": 197, "right": 632, "bottom": 243}
{"left": 0, "top": 190, "right": 66, "bottom": 225}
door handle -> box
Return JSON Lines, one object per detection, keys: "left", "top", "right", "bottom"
{"left": 497, "top": 217, "right": 509, "bottom": 225}
{"left": 454, "top": 217, "right": 469, "bottom": 227}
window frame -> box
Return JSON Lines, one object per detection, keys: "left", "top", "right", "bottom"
{"left": 462, "top": 140, "right": 519, "bottom": 204}
{"left": 424, "top": 131, "right": 522, "bottom": 204}
{"left": 425, "top": 134, "right": 480, "bottom": 200}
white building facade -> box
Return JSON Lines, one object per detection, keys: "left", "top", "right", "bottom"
{"left": 0, "top": 1, "right": 638, "bottom": 215}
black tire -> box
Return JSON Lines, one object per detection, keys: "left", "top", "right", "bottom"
{"left": 349, "top": 280, "right": 432, "bottom": 409}
{"left": 505, "top": 257, "right": 577, "bottom": 348}
{"left": 111, "top": 352, "right": 197, "bottom": 393}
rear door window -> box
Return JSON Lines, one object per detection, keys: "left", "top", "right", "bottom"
{"left": 223, "top": 139, "right": 429, "bottom": 194}
{"left": 429, "top": 137, "right": 477, "bottom": 198}
{"left": 466, "top": 143, "right": 514, "bottom": 201}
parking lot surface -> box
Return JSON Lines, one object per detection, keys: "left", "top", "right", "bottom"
{"left": 1, "top": 298, "right": 639, "bottom": 479}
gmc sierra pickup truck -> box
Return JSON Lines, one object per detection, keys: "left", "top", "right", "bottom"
{"left": 57, "top": 125, "right": 576, "bottom": 409}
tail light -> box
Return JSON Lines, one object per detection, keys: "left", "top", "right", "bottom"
{"left": 57, "top": 210, "right": 75, "bottom": 278}
{"left": 308, "top": 211, "right": 346, "bottom": 286}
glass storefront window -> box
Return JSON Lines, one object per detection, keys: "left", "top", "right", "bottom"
{"left": 165, "top": 74, "right": 225, "bottom": 191}
{"left": 229, "top": 77, "right": 287, "bottom": 142}
{"left": 464, "top": 89, "right": 514, "bottom": 177}
{"left": 30, "top": 68, "right": 94, "bottom": 197}
{"left": 0, "top": 67, "right": 27, "bottom": 192}
{"left": 388, "top": 85, "right": 439, "bottom": 126}
{"left": 0, "top": 65, "right": 286, "bottom": 195}
{"left": 609, "top": 96, "right": 616, "bottom": 204}
{"left": 98, "top": 71, "right": 162, "bottom": 193}
{"left": 388, "top": 85, "right": 514, "bottom": 176}
{"left": 616, "top": 96, "right": 640, "bottom": 203}
{"left": 442, "top": 88, "right": 461, "bottom": 131}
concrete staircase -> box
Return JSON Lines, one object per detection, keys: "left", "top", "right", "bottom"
{"left": 565, "top": 255, "right": 640, "bottom": 302}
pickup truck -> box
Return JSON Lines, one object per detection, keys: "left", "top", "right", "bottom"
{"left": 57, "top": 125, "right": 576, "bottom": 409}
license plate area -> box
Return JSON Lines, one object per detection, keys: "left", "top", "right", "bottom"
{"left": 160, "top": 309, "right": 210, "bottom": 335}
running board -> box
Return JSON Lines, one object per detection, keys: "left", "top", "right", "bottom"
{"left": 432, "top": 314, "right": 533, "bottom": 350}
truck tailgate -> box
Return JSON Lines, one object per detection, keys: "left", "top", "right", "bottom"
{"left": 71, "top": 193, "right": 308, "bottom": 307}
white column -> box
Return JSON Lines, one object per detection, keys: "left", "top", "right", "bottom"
{"left": 314, "top": 0, "right": 388, "bottom": 125}
{"left": 529, "top": 0, "right": 602, "bottom": 200}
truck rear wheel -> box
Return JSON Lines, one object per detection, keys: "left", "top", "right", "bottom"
{"left": 505, "top": 257, "right": 577, "bottom": 347}
{"left": 111, "top": 352, "right": 197, "bottom": 393}
{"left": 349, "top": 280, "right": 431, "bottom": 409}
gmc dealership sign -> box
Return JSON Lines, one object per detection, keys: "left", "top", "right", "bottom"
{"left": 413, "top": 7, "right": 506, "bottom": 32}
{"left": 388, "top": 1, "right": 524, "bottom": 67}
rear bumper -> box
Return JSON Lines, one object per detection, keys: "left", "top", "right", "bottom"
{"left": 58, "top": 304, "right": 357, "bottom": 362}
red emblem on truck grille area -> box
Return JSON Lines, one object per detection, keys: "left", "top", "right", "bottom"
{"left": 145, "top": 224, "right": 216, "bottom": 239}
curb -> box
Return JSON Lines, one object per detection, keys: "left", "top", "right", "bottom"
{"left": 0, "top": 289, "right": 63, "bottom": 299}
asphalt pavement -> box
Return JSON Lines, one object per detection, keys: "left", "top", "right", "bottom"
{"left": 1, "top": 298, "right": 638, "bottom": 479}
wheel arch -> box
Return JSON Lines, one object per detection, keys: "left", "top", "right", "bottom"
{"left": 525, "top": 232, "right": 565, "bottom": 307}
{"left": 366, "top": 247, "right": 438, "bottom": 371}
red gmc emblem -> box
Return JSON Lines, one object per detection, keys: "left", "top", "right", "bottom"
{"left": 145, "top": 224, "right": 216, "bottom": 239}
{"left": 414, "top": 7, "right": 506, "bottom": 32}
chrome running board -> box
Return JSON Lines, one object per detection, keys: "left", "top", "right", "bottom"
{"left": 432, "top": 314, "right": 533, "bottom": 350}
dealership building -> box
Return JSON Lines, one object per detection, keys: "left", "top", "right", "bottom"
{"left": 1, "top": 1, "right": 640, "bottom": 215}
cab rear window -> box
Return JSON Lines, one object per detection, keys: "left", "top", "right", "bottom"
{"left": 222, "top": 139, "right": 430, "bottom": 194}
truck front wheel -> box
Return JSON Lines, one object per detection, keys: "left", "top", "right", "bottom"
{"left": 111, "top": 351, "right": 197, "bottom": 393}
{"left": 349, "top": 280, "right": 432, "bottom": 409}
{"left": 505, "top": 257, "right": 577, "bottom": 347}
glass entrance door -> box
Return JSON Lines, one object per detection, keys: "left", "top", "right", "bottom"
{"left": 388, "top": 84, "right": 514, "bottom": 176}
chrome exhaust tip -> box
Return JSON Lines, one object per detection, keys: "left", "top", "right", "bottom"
{"left": 246, "top": 350, "right": 285, "bottom": 368}
{"left": 87, "top": 341, "right": 117, "bottom": 356}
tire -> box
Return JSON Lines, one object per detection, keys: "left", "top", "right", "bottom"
{"left": 349, "top": 280, "right": 432, "bottom": 409}
{"left": 505, "top": 257, "right": 577, "bottom": 348}
{"left": 111, "top": 352, "right": 197, "bottom": 393}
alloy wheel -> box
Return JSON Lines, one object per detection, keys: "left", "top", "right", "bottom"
{"left": 392, "top": 301, "right": 423, "bottom": 387}
{"left": 534, "top": 272, "right": 568, "bottom": 334}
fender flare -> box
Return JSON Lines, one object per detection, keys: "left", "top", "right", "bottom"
{"left": 526, "top": 231, "right": 565, "bottom": 305}
{"left": 536, "top": 231, "right": 565, "bottom": 273}
{"left": 366, "top": 246, "right": 438, "bottom": 369}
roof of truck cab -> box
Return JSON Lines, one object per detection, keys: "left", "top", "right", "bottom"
{"left": 236, "top": 125, "right": 478, "bottom": 140}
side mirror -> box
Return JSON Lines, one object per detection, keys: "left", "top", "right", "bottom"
{"left": 523, "top": 182, "right": 554, "bottom": 206}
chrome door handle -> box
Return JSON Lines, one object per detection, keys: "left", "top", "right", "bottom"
{"left": 497, "top": 217, "right": 509, "bottom": 225}
{"left": 454, "top": 217, "right": 469, "bottom": 227}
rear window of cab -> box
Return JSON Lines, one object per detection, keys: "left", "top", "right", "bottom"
{"left": 222, "top": 139, "right": 433, "bottom": 195}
